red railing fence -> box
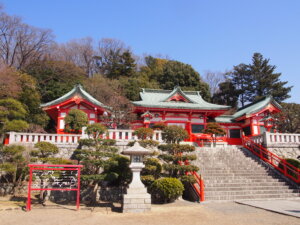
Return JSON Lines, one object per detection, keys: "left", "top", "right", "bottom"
{"left": 242, "top": 136, "right": 300, "bottom": 183}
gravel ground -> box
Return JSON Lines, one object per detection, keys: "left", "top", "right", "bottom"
{"left": 0, "top": 200, "right": 299, "bottom": 225}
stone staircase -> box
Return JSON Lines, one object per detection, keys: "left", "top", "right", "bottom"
{"left": 192, "top": 146, "right": 300, "bottom": 201}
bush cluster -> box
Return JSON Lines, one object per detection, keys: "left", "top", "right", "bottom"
{"left": 149, "top": 177, "right": 184, "bottom": 203}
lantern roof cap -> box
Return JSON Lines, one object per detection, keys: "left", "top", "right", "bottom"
{"left": 122, "top": 142, "right": 151, "bottom": 155}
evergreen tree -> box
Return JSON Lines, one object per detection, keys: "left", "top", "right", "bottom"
{"left": 274, "top": 102, "right": 300, "bottom": 133}
{"left": 226, "top": 63, "right": 254, "bottom": 107}
{"left": 73, "top": 123, "right": 123, "bottom": 204}
{"left": 24, "top": 60, "right": 86, "bottom": 103}
{"left": 158, "top": 60, "right": 211, "bottom": 101}
{"left": 95, "top": 50, "right": 136, "bottom": 79}
{"left": 212, "top": 80, "right": 240, "bottom": 107}
{"left": 158, "top": 126, "right": 198, "bottom": 184}
{"left": 249, "top": 53, "right": 292, "bottom": 102}
{"left": 223, "top": 53, "right": 292, "bottom": 106}
{"left": 0, "top": 98, "right": 29, "bottom": 136}
{"left": 64, "top": 109, "right": 89, "bottom": 134}
{"left": 203, "top": 122, "right": 226, "bottom": 147}
{"left": 0, "top": 145, "right": 29, "bottom": 195}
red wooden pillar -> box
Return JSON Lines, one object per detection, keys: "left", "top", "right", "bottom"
{"left": 203, "top": 113, "right": 207, "bottom": 129}
{"left": 186, "top": 112, "right": 192, "bottom": 141}
{"left": 250, "top": 118, "right": 255, "bottom": 136}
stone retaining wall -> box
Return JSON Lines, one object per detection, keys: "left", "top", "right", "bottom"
{"left": 267, "top": 146, "right": 300, "bottom": 160}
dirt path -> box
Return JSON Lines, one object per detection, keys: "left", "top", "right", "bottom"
{"left": 0, "top": 201, "right": 299, "bottom": 225}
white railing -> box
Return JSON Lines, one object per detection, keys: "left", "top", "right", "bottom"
{"left": 8, "top": 132, "right": 82, "bottom": 145}
{"left": 250, "top": 132, "right": 300, "bottom": 147}
{"left": 265, "top": 132, "right": 300, "bottom": 147}
{"left": 7, "top": 129, "right": 163, "bottom": 146}
{"left": 250, "top": 134, "right": 264, "bottom": 145}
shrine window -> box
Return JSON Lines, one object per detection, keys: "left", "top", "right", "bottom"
{"left": 191, "top": 124, "right": 204, "bottom": 133}
{"left": 242, "top": 126, "right": 251, "bottom": 136}
{"left": 229, "top": 129, "right": 241, "bottom": 138}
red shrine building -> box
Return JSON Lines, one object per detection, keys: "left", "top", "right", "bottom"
{"left": 41, "top": 85, "right": 108, "bottom": 134}
{"left": 41, "top": 85, "right": 282, "bottom": 145}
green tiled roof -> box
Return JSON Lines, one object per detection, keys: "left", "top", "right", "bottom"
{"left": 132, "top": 86, "right": 230, "bottom": 110}
{"left": 215, "top": 96, "right": 282, "bottom": 123}
{"left": 41, "top": 84, "right": 107, "bottom": 108}
{"left": 214, "top": 115, "right": 235, "bottom": 123}
{"left": 232, "top": 96, "right": 282, "bottom": 120}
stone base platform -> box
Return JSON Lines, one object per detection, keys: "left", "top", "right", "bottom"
{"left": 123, "top": 193, "right": 151, "bottom": 213}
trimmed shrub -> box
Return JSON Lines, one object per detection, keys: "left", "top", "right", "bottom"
{"left": 141, "top": 175, "right": 155, "bottom": 187}
{"left": 285, "top": 158, "right": 300, "bottom": 168}
{"left": 86, "top": 123, "right": 107, "bottom": 139}
{"left": 64, "top": 109, "right": 88, "bottom": 133}
{"left": 152, "top": 122, "right": 167, "bottom": 130}
{"left": 142, "top": 158, "right": 162, "bottom": 178}
{"left": 279, "top": 158, "right": 300, "bottom": 179}
{"left": 149, "top": 177, "right": 184, "bottom": 203}
{"left": 78, "top": 138, "right": 95, "bottom": 147}
{"left": 180, "top": 175, "right": 196, "bottom": 184}
{"left": 162, "top": 125, "right": 189, "bottom": 144}
{"left": 127, "top": 140, "right": 159, "bottom": 148}
{"left": 133, "top": 127, "right": 154, "bottom": 140}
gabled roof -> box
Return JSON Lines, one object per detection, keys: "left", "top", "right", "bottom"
{"left": 41, "top": 84, "right": 107, "bottom": 109}
{"left": 132, "top": 86, "right": 230, "bottom": 110}
{"left": 232, "top": 95, "right": 282, "bottom": 120}
{"left": 162, "top": 86, "right": 196, "bottom": 103}
{"left": 214, "top": 115, "right": 236, "bottom": 123}
{"left": 215, "top": 96, "right": 282, "bottom": 123}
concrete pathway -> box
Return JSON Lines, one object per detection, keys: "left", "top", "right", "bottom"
{"left": 236, "top": 199, "right": 300, "bottom": 218}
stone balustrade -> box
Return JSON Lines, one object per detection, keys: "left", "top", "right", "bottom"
{"left": 250, "top": 132, "right": 300, "bottom": 147}
{"left": 264, "top": 132, "right": 300, "bottom": 148}
{"left": 6, "top": 129, "right": 163, "bottom": 146}
{"left": 250, "top": 134, "right": 264, "bottom": 145}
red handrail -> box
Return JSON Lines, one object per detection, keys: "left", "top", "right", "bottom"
{"left": 181, "top": 160, "right": 205, "bottom": 202}
{"left": 242, "top": 136, "right": 300, "bottom": 183}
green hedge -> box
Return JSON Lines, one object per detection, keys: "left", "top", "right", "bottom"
{"left": 149, "top": 177, "right": 184, "bottom": 203}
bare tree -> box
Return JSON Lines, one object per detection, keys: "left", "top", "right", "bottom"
{"left": 0, "top": 11, "right": 53, "bottom": 69}
{"left": 94, "top": 38, "right": 130, "bottom": 75}
{"left": 0, "top": 65, "right": 22, "bottom": 98}
{"left": 51, "top": 37, "right": 95, "bottom": 77}
{"left": 83, "top": 75, "right": 136, "bottom": 128}
{"left": 203, "top": 71, "right": 226, "bottom": 95}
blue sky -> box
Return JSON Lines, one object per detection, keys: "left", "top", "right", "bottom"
{"left": 2, "top": 0, "right": 300, "bottom": 103}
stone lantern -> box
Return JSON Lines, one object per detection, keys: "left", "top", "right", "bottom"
{"left": 122, "top": 142, "right": 151, "bottom": 213}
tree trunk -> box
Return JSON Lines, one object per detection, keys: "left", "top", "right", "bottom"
{"left": 90, "top": 182, "right": 99, "bottom": 205}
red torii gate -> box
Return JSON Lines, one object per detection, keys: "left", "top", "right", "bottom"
{"left": 27, "top": 164, "right": 83, "bottom": 211}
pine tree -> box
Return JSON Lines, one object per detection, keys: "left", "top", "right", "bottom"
{"left": 212, "top": 80, "right": 240, "bottom": 107}
{"left": 249, "top": 53, "right": 292, "bottom": 102}
{"left": 226, "top": 63, "right": 254, "bottom": 107}
{"left": 158, "top": 126, "right": 198, "bottom": 183}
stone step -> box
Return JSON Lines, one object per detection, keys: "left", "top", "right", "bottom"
{"left": 202, "top": 175, "right": 281, "bottom": 180}
{"left": 205, "top": 189, "right": 298, "bottom": 196}
{"left": 192, "top": 146, "right": 299, "bottom": 202}
{"left": 204, "top": 178, "right": 283, "bottom": 183}
{"left": 205, "top": 194, "right": 300, "bottom": 201}
{"left": 200, "top": 172, "right": 274, "bottom": 176}
{"left": 204, "top": 181, "right": 288, "bottom": 187}
{"left": 205, "top": 185, "right": 294, "bottom": 191}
